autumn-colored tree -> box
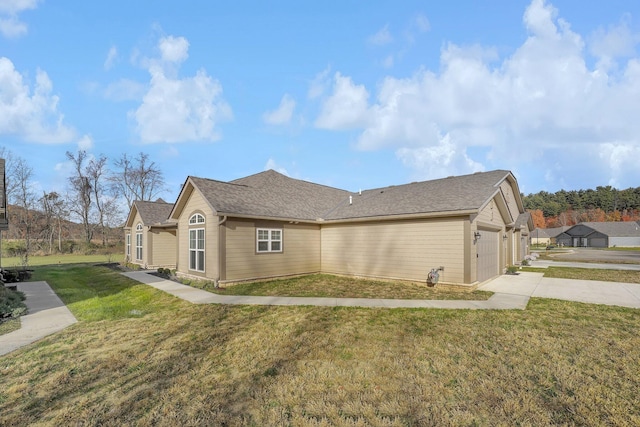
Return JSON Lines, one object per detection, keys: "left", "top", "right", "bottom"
{"left": 606, "top": 210, "right": 622, "bottom": 222}
{"left": 529, "top": 209, "right": 545, "bottom": 228}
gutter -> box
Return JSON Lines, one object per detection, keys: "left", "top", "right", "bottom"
{"left": 215, "top": 209, "right": 479, "bottom": 225}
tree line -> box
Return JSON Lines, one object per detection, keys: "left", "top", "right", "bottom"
{"left": 1, "top": 147, "right": 166, "bottom": 263}
{"left": 522, "top": 186, "right": 640, "bottom": 228}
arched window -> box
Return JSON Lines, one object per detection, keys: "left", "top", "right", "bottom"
{"left": 189, "top": 214, "right": 205, "bottom": 224}
{"left": 188, "top": 213, "right": 205, "bottom": 272}
{"left": 135, "top": 223, "right": 143, "bottom": 261}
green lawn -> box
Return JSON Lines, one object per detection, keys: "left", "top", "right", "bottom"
{"left": 522, "top": 266, "right": 640, "bottom": 284}
{"left": 0, "top": 264, "right": 639, "bottom": 425}
{"left": 186, "top": 273, "right": 493, "bottom": 300}
{"left": 0, "top": 253, "right": 123, "bottom": 268}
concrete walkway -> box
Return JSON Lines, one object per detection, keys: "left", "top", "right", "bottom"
{"left": 123, "top": 270, "right": 640, "bottom": 310}
{"left": 531, "top": 259, "right": 640, "bottom": 271}
{"left": 122, "top": 271, "right": 531, "bottom": 310}
{"left": 480, "top": 270, "right": 640, "bottom": 308}
{"left": 0, "top": 281, "right": 77, "bottom": 357}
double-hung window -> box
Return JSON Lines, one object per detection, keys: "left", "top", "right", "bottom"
{"left": 189, "top": 214, "right": 205, "bottom": 272}
{"left": 257, "top": 228, "right": 282, "bottom": 253}
{"left": 135, "top": 224, "right": 143, "bottom": 261}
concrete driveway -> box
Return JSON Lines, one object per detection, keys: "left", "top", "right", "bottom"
{"left": 479, "top": 271, "right": 640, "bottom": 309}
{"left": 539, "top": 247, "right": 640, "bottom": 264}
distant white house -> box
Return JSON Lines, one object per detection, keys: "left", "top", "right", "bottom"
{"left": 530, "top": 226, "right": 570, "bottom": 246}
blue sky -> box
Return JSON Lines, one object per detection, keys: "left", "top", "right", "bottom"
{"left": 2, "top": 0, "right": 640, "bottom": 205}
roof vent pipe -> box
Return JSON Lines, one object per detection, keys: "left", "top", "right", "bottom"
{"left": 349, "top": 195, "right": 353, "bottom": 205}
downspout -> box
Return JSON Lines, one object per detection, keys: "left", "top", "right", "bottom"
{"left": 217, "top": 216, "right": 227, "bottom": 287}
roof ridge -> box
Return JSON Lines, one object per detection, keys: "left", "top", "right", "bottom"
{"left": 190, "top": 175, "right": 250, "bottom": 188}
{"left": 232, "top": 169, "right": 350, "bottom": 193}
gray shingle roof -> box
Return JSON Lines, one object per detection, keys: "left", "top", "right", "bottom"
{"left": 580, "top": 221, "right": 640, "bottom": 237}
{"left": 188, "top": 169, "right": 516, "bottom": 222}
{"left": 190, "top": 171, "right": 349, "bottom": 221}
{"left": 133, "top": 199, "right": 174, "bottom": 225}
{"left": 514, "top": 212, "right": 532, "bottom": 229}
{"left": 533, "top": 226, "right": 571, "bottom": 238}
{"left": 323, "top": 170, "right": 512, "bottom": 221}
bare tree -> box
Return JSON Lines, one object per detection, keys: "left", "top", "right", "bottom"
{"left": 12, "top": 157, "right": 36, "bottom": 264}
{"left": 41, "top": 191, "right": 68, "bottom": 254}
{"left": 66, "top": 150, "right": 95, "bottom": 245}
{"left": 111, "top": 152, "right": 166, "bottom": 209}
{"left": 86, "top": 154, "right": 109, "bottom": 246}
{"left": 0, "top": 147, "right": 18, "bottom": 203}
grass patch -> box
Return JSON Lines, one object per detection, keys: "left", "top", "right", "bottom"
{"left": 1, "top": 253, "right": 124, "bottom": 268}
{"left": 1, "top": 265, "right": 639, "bottom": 425}
{"left": 541, "top": 267, "right": 640, "bottom": 284}
{"left": 30, "top": 264, "right": 182, "bottom": 322}
{"left": 186, "top": 273, "right": 493, "bottom": 300}
{"left": 604, "top": 247, "right": 640, "bottom": 251}
{"left": 0, "top": 286, "right": 27, "bottom": 327}
{"left": 521, "top": 266, "right": 640, "bottom": 283}
{"left": 0, "top": 318, "right": 20, "bottom": 335}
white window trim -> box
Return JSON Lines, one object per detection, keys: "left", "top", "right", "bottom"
{"left": 135, "top": 224, "right": 143, "bottom": 261}
{"left": 189, "top": 213, "right": 205, "bottom": 225}
{"left": 256, "top": 228, "right": 283, "bottom": 253}
{"left": 126, "top": 233, "right": 131, "bottom": 259}
{"left": 189, "top": 228, "right": 205, "bottom": 272}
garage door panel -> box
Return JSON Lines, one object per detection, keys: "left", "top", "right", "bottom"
{"left": 477, "top": 230, "right": 499, "bottom": 282}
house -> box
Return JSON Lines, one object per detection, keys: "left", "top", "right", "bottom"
{"left": 514, "top": 212, "right": 534, "bottom": 260}
{"left": 123, "top": 199, "right": 177, "bottom": 269}
{"left": 530, "top": 226, "right": 570, "bottom": 246}
{"left": 556, "top": 222, "right": 640, "bottom": 248}
{"left": 131, "top": 169, "right": 531, "bottom": 289}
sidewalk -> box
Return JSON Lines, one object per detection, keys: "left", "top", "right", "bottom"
{"left": 122, "top": 271, "right": 531, "bottom": 310}
{"left": 0, "top": 281, "right": 77, "bottom": 357}
{"left": 479, "top": 270, "right": 640, "bottom": 309}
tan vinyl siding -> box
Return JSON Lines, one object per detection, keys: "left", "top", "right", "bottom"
{"left": 320, "top": 218, "right": 465, "bottom": 284}
{"left": 176, "top": 189, "right": 219, "bottom": 280}
{"left": 224, "top": 219, "right": 320, "bottom": 281}
{"left": 149, "top": 229, "right": 176, "bottom": 268}
{"left": 500, "top": 180, "right": 520, "bottom": 222}
{"left": 475, "top": 198, "right": 506, "bottom": 228}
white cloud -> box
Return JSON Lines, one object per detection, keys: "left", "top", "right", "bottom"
{"left": 397, "top": 133, "right": 484, "bottom": 181}
{"left": 368, "top": 24, "right": 393, "bottom": 46}
{"left": 413, "top": 13, "right": 430, "bottom": 33}
{"left": 104, "top": 46, "right": 118, "bottom": 70}
{"left": 158, "top": 35, "right": 189, "bottom": 63}
{"left": 104, "top": 78, "right": 146, "bottom": 101}
{"left": 311, "top": 0, "right": 640, "bottom": 189}
{"left": 77, "top": 134, "right": 93, "bottom": 150}
{"left": 588, "top": 16, "right": 640, "bottom": 71}
{"left": 308, "top": 66, "right": 331, "bottom": 99}
{"left": 382, "top": 55, "right": 394, "bottom": 68}
{"left": 132, "top": 35, "right": 231, "bottom": 144}
{"left": 315, "top": 72, "right": 370, "bottom": 130}
{"left": 263, "top": 94, "right": 296, "bottom": 125}
{"left": 0, "top": 0, "right": 40, "bottom": 38}
{"left": 0, "top": 57, "right": 75, "bottom": 143}
{"left": 265, "top": 158, "right": 289, "bottom": 176}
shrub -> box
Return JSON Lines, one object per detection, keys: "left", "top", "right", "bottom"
{"left": 506, "top": 265, "right": 518, "bottom": 274}
{"left": 0, "top": 287, "right": 27, "bottom": 321}
{"left": 3, "top": 240, "right": 27, "bottom": 257}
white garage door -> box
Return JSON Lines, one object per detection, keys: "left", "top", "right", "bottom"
{"left": 477, "top": 230, "right": 499, "bottom": 282}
